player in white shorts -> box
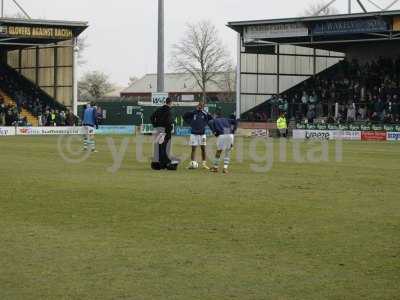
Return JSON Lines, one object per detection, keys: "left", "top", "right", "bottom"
{"left": 184, "top": 102, "right": 213, "bottom": 169}
{"left": 208, "top": 110, "right": 237, "bottom": 174}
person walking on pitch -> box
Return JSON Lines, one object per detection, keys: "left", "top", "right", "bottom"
{"left": 183, "top": 102, "right": 213, "bottom": 169}
{"left": 82, "top": 101, "right": 98, "bottom": 152}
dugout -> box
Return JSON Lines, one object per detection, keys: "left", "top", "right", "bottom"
{"left": 0, "top": 17, "right": 88, "bottom": 114}
{"left": 228, "top": 10, "right": 400, "bottom": 119}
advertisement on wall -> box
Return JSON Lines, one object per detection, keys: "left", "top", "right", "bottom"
{"left": 305, "top": 130, "right": 332, "bottom": 140}
{"left": 0, "top": 127, "right": 16, "bottom": 136}
{"left": 361, "top": 131, "right": 387, "bottom": 141}
{"left": 293, "top": 130, "right": 336, "bottom": 140}
{"left": 387, "top": 132, "right": 400, "bottom": 141}
{"left": 175, "top": 127, "right": 213, "bottom": 137}
{"left": 313, "top": 18, "right": 388, "bottom": 35}
{"left": 96, "top": 126, "right": 135, "bottom": 135}
{"left": 16, "top": 127, "right": 86, "bottom": 136}
{"left": 244, "top": 23, "right": 308, "bottom": 42}
{"left": 343, "top": 131, "right": 361, "bottom": 141}
{"left": 151, "top": 93, "right": 169, "bottom": 106}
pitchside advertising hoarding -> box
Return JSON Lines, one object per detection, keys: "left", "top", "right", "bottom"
{"left": 361, "top": 131, "right": 387, "bottom": 141}
{"left": 0, "top": 127, "right": 16, "bottom": 136}
{"left": 293, "top": 130, "right": 344, "bottom": 140}
{"left": 16, "top": 127, "right": 86, "bottom": 136}
{"left": 387, "top": 132, "right": 400, "bottom": 141}
{"left": 0, "top": 126, "right": 136, "bottom": 136}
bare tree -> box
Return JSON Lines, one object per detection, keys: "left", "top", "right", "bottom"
{"left": 76, "top": 36, "right": 89, "bottom": 66}
{"left": 78, "top": 71, "right": 114, "bottom": 101}
{"left": 171, "top": 20, "right": 232, "bottom": 103}
{"left": 304, "top": 1, "right": 340, "bottom": 16}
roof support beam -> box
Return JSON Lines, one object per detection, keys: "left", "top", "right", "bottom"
{"left": 364, "top": 0, "right": 383, "bottom": 10}
{"left": 383, "top": 0, "right": 400, "bottom": 11}
{"left": 11, "top": 0, "right": 30, "bottom": 18}
{"left": 314, "top": 0, "right": 337, "bottom": 16}
{"left": 356, "top": 0, "right": 368, "bottom": 12}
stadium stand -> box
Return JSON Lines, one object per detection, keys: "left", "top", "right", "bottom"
{"left": 243, "top": 58, "right": 400, "bottom": 125}
{"left": 0, "top": 64, "right": 76, "bottom": 126}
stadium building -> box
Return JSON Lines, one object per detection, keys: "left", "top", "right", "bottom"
{"left": 121, "top": 72, "right": 236, "bottom": 103}
{"left": 228, "top": 10, "right": 400, "bottom": 125}
{"left": 0, "top": 17, "right": 88, "bottom": 125}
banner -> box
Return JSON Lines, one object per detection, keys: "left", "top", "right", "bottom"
{"left": 387, "top": 132, "right": 400, "bottom": 141}
{"left": 293, "top": 129, "right": 306, "bottom": 139}
{"left": 141, "top": 124, "right": 154, "bottom": 134}
{"left": 313, "top": 18, "right": 388, "bottom": 35}
{"left": 0, "top": 25, "right": 73, "bottom": 39}
{"left": 305, "top": 130, "right": 332, "bottom": 140}
{"left": 361, "top": 131, "right": 387, "bottom": 141}
{"left": 96, "top": 126, "right": 135, "bottom": 135}
{"left": 244, "top": 23, "right": 308, "bottom": 42}
{"left": 0, "top": 127, "right": 16, "bottom": 136}
{"left": 294, "top": 130, "right": 340, "bottom": 140}
{"left": 343, "top": 131, "right": 361, "bottom": 141}
{"left": 151, "top": 93, "right": 169, "bottom": 106}
{"left": 16, "top": 127, "right": 86, "bottom": 136}
{"left": 175, "top": 127, "right": 213, "bottom": 137}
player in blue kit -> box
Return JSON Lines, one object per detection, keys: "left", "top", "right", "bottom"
{"left": 82, "top": 101, "right": 98, "bottom": 152}
{"left": 183, "top": 102, "right": 213, "bottom": 169}
{"left": 208, "top": 110, "right": 237, "bottom": 174}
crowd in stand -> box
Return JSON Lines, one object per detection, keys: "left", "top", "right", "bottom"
{"left": 0, "top": 95, "right": 23, "bottom": 126}
{"left": 0, "top": 67, "right": 76, "bottom": 127}
{"left": 246, "top": 57, "right": 400, "bottom": 124}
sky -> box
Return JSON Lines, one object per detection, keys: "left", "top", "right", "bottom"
{"left": 5, "top": 0, "right": 400, "bottom": 85}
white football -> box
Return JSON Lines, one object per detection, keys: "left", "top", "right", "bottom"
{"left": 189, "top": 161, "right": 199, "bottom": 169}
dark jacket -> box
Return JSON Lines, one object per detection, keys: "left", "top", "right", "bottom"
{"left": 209, "top": 117, "right": 237, "bottom": 137}
{"left": 150, "top": 105, "right": 173, "bottom": 135}
{"left": 183, "top": 109, "right": 213, "bottom": 135}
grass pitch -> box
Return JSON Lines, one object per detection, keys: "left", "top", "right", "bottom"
{"left": 0, "top": 136, "right": 399, "bottom": 300}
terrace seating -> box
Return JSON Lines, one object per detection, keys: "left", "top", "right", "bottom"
{"left": 244, "top": 58, "right": 400, "bottom": 125}
{"left": 0, "top": 64, "right": 66, "bottom": 124}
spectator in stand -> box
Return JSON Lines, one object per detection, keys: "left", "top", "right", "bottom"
{"left": 358, "top": 105, "right": 367, "bottom": 121}
{"left": 0, "top": 101, "right": 5, "bottom": 126}
{"left": 306, "top": 108, "right": 316, "bottom": 124}
{"left": 66, "top": 110, "right": 76, "bottom": 126}
{"left": 59, "top": 111, "right": 66, "bottom": 126}
{"left": 347, "top": 103, "right": 356, "bottom": 122}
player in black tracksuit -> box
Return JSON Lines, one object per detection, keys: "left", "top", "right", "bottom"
{"left": 150, "top": 98, "right": 174, "bottom": 169}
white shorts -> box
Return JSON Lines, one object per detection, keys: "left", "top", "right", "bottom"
{"left": 189, "top": 134, "right": 207, "bottom": 146}
{"left": 217, "top": 134, "right": 234, "bottom": 151}
{"left": 85, "top": 126, "right": 95, "bottom": 135}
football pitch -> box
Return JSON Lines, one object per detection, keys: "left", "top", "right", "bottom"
{"left": 0, "top": 136, "right": 399, "bottom": 300}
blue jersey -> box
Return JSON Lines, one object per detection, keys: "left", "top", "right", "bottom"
{"left": 209, "top": 117, "right": 237, "bottom": 136}
{"left": 83, "top": 107, "right": 97, "bottom": 126}
{"left": 183, "top": 110, "right": 213, "bottom": 135}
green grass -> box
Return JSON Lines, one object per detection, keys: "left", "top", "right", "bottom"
{"left": 0, "top": 136, "right": 399, "bottom": 300}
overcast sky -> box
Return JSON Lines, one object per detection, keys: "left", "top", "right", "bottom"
{"left": 6, "top": 0, "right": 400, "bottom": 85}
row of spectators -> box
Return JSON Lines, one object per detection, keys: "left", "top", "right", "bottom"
{"left": 246, "top": 57, "right": 400, "bottom": 124}
{"left": 0, "top": 66, "right": 77, "bottom": 127}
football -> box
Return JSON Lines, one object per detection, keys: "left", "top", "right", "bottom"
{"left": 189, "top": 161, "right": 199, "bottom": 169}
